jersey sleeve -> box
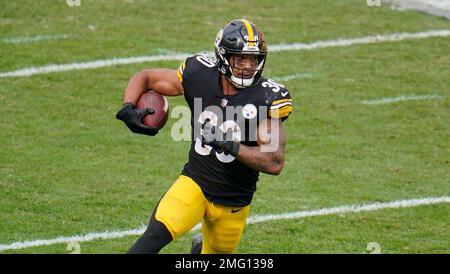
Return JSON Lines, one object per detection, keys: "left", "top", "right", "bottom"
{"left": 176, "top": 56, "right": 197, "bottom": 103}
{"left": 176, "top": 56, "right": 198, "bottom": 87}
{"left": 267, "top": 82, "right": 293, "bottom": 122}
{"left": 176, "top": 55, "right": 215, "bottom": 102}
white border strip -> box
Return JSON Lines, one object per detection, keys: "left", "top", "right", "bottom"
{"left": 360, "top": 94, "right": 445, "bottom": 105}
{"left": 1, "top": 29, "right": 449, "bottom": 78}
{"left": 1, "top": 196, "right": 448, "bottom": 252}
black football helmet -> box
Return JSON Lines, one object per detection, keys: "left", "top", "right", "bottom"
{"left": 215, "top": 19, "right": 268, "bottom": 88}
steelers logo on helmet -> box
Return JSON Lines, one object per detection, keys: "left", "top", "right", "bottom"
{"left": 243, "top": 35, "right": 260, "bottom": 52}
{"left": 214, "top": 19, "right": 268, "bottom": 89}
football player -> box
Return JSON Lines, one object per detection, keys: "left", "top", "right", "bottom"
{"left": 116, "top": 19, "right": 293, "bottom": 254}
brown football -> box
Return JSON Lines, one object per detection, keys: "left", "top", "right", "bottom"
{"left": 136, "top": 91, "right": 169, "bottom": 130}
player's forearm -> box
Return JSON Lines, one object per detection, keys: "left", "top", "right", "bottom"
{"left": 123, "top": 71, "right": 148, "bottom": 104}
{"left": 236, "top": 144, "right": 284, "bottom": 175}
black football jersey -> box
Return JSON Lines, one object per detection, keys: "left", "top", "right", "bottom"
{"left": 176, "top": 55, "right": 292, "bottom": 207}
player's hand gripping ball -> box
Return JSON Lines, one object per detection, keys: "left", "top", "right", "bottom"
{"left": 116, "top": 91, "right": 169, "bottom": 136}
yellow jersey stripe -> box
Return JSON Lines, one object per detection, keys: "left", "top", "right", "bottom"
{"left": 176, "top": 61, "right": 186, "bottom": 82}
{"left": 176, "top": 69, "right": 183, "bottom": 82}
{"left": 271, "top": 102, "right": 292, "bottom": 110}
{"left": 269, "top": 105, "right": 292, "bottom": 119}
{"left": 272, "top": 98, "right": 293, "bottom": 106}
{"left": 242, "top": 19, "right": 255, "bottom": 47}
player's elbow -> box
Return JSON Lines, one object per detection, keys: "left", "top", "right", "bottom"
{"left": 129, "top": 70, "right": 149, "bottom": 87}
{"left": 133, "top": 70, "right": 147, "bottom": 80}
{"left": 266, "top": 162, "right": 284, "bottom": 176}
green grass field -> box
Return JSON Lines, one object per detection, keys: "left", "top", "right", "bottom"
{"left": 0, "top": 0, "right": 449, "bottom": 254}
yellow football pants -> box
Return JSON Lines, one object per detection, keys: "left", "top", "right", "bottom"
{"left": 155, "top": 175, "right": 250, "bottom": 254}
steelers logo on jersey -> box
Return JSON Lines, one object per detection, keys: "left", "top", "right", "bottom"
{"left": 242, "top": 104, "right": 257, "bottom": 119}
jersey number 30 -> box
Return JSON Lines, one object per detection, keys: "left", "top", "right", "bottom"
{"left": 194, "top": 110, "right": 241, "bottom": 163}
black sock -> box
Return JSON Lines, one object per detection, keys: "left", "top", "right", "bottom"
{"left": 127, "top": 205, "right": 173, "bottom": 254}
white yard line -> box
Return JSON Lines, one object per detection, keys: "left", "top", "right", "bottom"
{"left": 0, "top": 54, "right": 192, "bottom": 78}
{"left": 1, "top": 29, "right": 449, "bottom": 78}
{"left": 1, "top": 34, "right": 75, "bottom": 44}
{"left": 245, "top": 196, "right": 450, "bottom": 224}
{"left": 268, "top": 29, "right": 450, "bottom": 51}
{"left": 273, "top": 73, "right": 314, "bottom": 82}
{"left": 0, "top": 196, "right": 448, "bottom": 252}
{"left": 360, "top": 94, "right": 445, "bottom": 105}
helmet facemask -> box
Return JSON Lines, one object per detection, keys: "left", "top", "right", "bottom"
{"left": 228, "top": 53, "right": 266, "bottom": 88}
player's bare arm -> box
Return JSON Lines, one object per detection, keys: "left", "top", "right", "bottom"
{"left": 236, "top": 118, "right": 286, "bottom": 175}
{"left": 201, "top": 117, "right": 286, "bottom": 176}
{"left": 116, "top": 69, "right": 183, "bottom": 136}
{"left": 123, "top": 69, "right": 184, "bottom": 104}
